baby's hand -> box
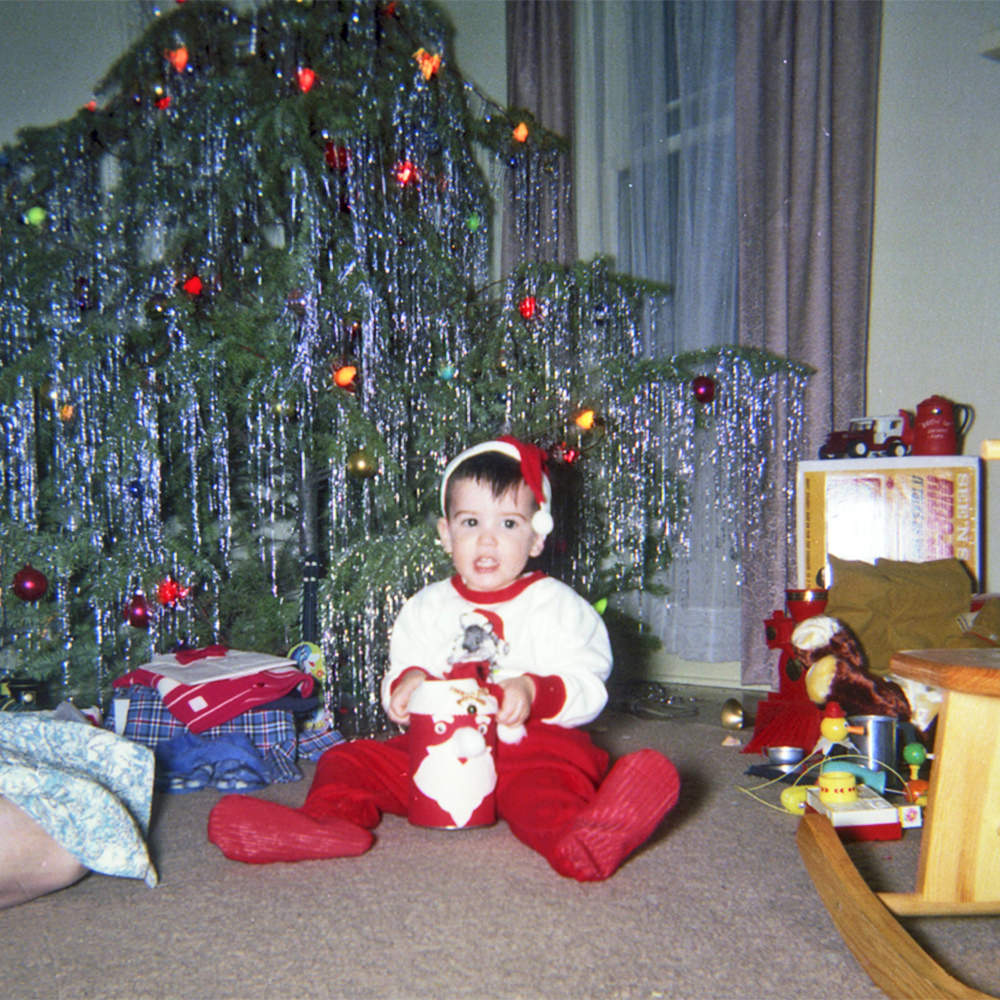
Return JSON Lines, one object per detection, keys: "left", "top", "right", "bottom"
{"left": 496, "top": 675, "right": 535, "bottom": 727}
{"left": 387, "top": 669, "right": 426, "bottom": 726}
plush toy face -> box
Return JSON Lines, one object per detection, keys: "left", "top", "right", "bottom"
{"left": 791, "top": 615, "right": 911, "bottom": 721}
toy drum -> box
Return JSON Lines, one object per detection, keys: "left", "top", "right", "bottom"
{"left": 818, "top": 769, "right": 858, "bottom": 805}
{"left": 407, "top": 678, "right": 499, "bottom": 829}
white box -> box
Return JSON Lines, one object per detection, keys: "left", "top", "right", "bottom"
{"left": 796, "top": 457, "right": 981, "bottom": 589}
{"left": 805, "top": 784, "right": 902, "bottom": 841}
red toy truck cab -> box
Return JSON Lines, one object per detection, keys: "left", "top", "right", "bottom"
{"left": 819, "top": 411, "right": 913, "bottom": 459}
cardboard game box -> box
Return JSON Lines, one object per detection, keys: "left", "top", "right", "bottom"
{"left": 796, "top": 457, "right": 980, "bottom": 589}
{"left": 805, "top": 784, "right": 903, "bottom": 842}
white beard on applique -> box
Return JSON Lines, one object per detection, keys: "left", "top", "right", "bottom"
{"left": 412, "top": 726, "right": 497, "bottom": 828}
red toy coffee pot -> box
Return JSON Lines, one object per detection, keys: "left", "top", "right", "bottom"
{"left": 911, "top": 395, "right": 974, "bottom": 456}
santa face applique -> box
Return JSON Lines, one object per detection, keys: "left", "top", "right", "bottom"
{"left": 407, "top": 678, "right": 500, "bottom": 829}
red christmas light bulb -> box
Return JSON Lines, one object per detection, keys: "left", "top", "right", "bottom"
{"left": 296, "top": 67, "right": 316, "bottom": 93}
{"left": 325, "top": 143, "right": 349, "bottom": 172}
{"left": 156, "top": 577, "right": 190, "bottom": 607}
{"left": 165, "top": 46, "right": 189, "bottom": 72}
{"left": 395, "top": 160, "right": 418, "bottom": 186}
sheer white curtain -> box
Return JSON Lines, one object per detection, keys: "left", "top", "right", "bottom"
{"left": 577, "top": 0, "right": 739, "bottom": 662}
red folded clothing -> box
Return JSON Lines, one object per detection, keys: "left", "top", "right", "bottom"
{"left": 113, "top": 665, "right": 313, "bottom": 733}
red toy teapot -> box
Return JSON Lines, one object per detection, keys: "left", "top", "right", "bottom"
{"left": 910, "top": 395, "right": 974, "bottom": 456}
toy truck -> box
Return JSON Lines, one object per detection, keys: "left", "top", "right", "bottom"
{"left": 819, "top": 412, "right": 913, "bottom": 459}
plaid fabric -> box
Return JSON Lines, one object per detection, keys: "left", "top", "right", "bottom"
{"left": 298, "top": 723, "right": 345, "bottom": 761}
{"left": 106, "top": 687, "right": 344, "bottom": 786}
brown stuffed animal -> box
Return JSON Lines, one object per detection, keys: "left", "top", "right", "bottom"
{"left": 791, "top": 615, "right": 911, "bottom": 721}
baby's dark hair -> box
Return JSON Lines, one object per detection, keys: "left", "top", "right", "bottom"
{"left": 442, "top": 451, "right": 536, "bottom": 517}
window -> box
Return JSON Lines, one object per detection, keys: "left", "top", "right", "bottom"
{"left": 576, "top": 1, "right": 741, "bottom": 665}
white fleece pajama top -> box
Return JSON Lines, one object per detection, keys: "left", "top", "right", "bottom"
{"left": 382, "top": 570, "right": 612, "bottom": 729}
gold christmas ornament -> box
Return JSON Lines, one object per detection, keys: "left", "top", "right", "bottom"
{"left": 720, "top": 698, "right": 744, "bottom": 730}
{"left": 347, "top": 449, "right": 378, "bottom": 478}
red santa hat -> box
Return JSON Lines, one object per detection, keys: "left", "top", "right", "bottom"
{"left": 472, "top": 608, "right": 505, "bottom": 641}
{"left": 440, "top": 435, "right": 553, "bottom": 536}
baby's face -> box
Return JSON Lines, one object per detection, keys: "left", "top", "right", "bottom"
{"left": 437, "top": 477, "right": 545, "bottom": 592}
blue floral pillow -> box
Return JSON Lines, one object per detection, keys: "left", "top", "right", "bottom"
{"left": 0, "top": 715, "right": 157, "bottom": 887}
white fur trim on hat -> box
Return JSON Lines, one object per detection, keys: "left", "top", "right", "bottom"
{"left": 440, "top": 439, "right": 553, "bottom": 537}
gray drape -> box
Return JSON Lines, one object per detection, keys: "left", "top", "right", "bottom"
{"left": 503, "top": 0, "right": 577, "bottom": 269}
{"left": 735, "top": 0, "right": 882, "bottom": 684}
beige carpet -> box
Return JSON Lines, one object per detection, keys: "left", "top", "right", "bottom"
{"left": 2, "top": 689, "right": 998, "bottom": 1000}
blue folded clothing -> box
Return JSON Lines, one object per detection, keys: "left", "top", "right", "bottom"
{"left": 153, "top": 730, "right": 280, "bottom": 793}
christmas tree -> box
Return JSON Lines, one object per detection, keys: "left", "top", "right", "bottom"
{"left": 0, "top": 0, "right": 808, "bottom": 733}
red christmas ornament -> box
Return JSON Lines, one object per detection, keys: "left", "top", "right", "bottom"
{"left": 182, "top": 274, "right": 203, "bottom": 296}
{"left": 12, "top": 564, "right": 48, "bottom": 602}
{"left": 692, "top": 374, "right": 716, "bottom": 404}
{"left": 156, "top": 577, "right": 190, "bottom": 607}
{"left": 124, "top": 592, "right": 152, "bottom": 629}
{"left": 395, "top": 160, "right": 419, "bottom": 187}
{"left": 518, "top": 295, "right": 538, "bottom": 320}
{"left": 325, "top": 142, "right": 349, "bottom": 172}
{"left": 296, "top": 67, "right": 316, "bottom": 93}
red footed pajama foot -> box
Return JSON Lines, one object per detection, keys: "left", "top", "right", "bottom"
{"left": 207, "top": 794, "right": 373, "bottom": 864}
{"left": 551, "top": 748, "right": 680, "bottom": 882}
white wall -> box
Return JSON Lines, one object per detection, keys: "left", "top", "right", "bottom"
{"left": 869, "top": 0, "right": 1000, "bottom": 590}
{"left": 438, "top": 0, "right": 506, "bottom": 106}
{"left": 0, "top": 1, "right": 140, "bottom": 146}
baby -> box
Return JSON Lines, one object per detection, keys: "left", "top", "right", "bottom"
{"left": 209, "top": 436, "right": 679, "bottom": 881}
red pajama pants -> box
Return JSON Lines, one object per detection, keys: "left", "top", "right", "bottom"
{"left": 303, "top": 723, "right": 610, "bottom": 862}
